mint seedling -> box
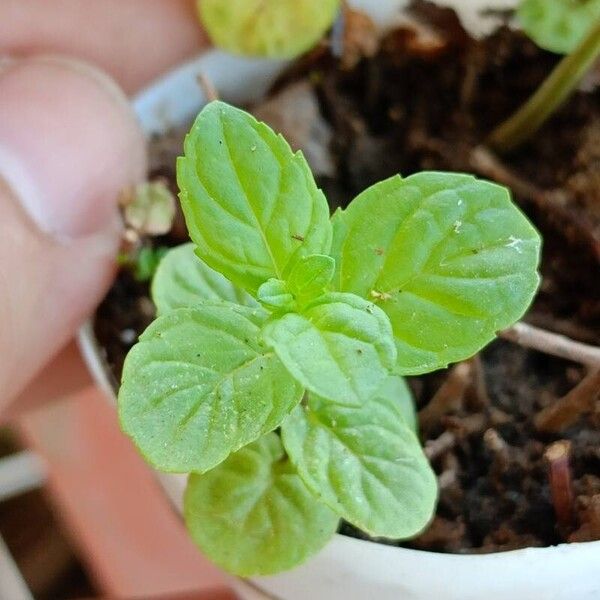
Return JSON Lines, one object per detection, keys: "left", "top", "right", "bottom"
{"left": 197, "top": 0, "right": 341, "bottom": 58}
{"left": 118, "top": 101, "right": 541, "bottom": 575}
{"left": 518, "top": 0, "right": 600, "bottom": 55}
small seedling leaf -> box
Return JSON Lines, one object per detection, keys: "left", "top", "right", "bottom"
{"left": 518, "top": 0, "right": 600, "bottom": 54}
{"left": 257, "top": 278, "right": 296, "bottom": 312}
{"left": 177, "top": 101, "right": 331, "bottom": 296}
{"left": 282, "top": 391, "right": 436, "bottom": 538}
{"left": 152, "top": 243, "right": 258, "bottom": 315}
{"left": 118, "top": 305, "right": 303, "bottom": 473}
{"left": 184, "top": 433, "right": 339, "bottom": 576}
{"left": 263, "top": 292, "right": 397, "bottom": 406}
{"left": 198, "top": 0, "right": 341, "bottom": 58}
{"left": 287, "top": 254, "right": 335, "bottom": 300}
{"left": 332, "top": 172, "right": 541, "bottom": 375}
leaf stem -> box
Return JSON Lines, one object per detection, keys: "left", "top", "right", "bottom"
{"left": 488, "top": 19, "right": 600, "bottom": 153}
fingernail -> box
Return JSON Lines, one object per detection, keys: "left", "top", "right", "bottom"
{"left": 0, "top": 56, "right": 146, "bottom": 240}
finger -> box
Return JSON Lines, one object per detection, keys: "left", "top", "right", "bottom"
{"left": 0, "top": 0, "right": 208, "bottom": 94}
{"left": 2, "top": 342, "right": 92, "bottom": 422}
{"left": 0, "top": 56, "right": 146, "bottom": 409}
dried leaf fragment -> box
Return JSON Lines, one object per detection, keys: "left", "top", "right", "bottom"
{"left": 121, "top": 180, "right": 176, "bottom": 236}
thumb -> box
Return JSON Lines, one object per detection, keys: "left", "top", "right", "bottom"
{"left": 0, "top": 56, "right": 146, "bottom": 408}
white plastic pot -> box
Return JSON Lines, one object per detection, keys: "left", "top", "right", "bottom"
{"left": 79, "top": 2, "right": 600, "bottom": 598}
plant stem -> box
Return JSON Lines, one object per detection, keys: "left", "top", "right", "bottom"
{"left": 488, "top": 19, "right": 600, "bottom": 153}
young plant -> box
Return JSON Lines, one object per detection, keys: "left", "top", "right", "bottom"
{"left": 118, "top": 101, "right": 541, "bottom": 575}
{"left": 489, "top": 1, "right": 600, "bottom": 151}
{"left": 198, "top": 0, "right": 341, "bottom": 58}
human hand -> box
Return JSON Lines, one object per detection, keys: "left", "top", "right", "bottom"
{"left": 0, "top": 0, "right": 208, "bottom": 410}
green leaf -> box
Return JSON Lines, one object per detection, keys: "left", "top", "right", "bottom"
{"left": 198, "top": 0, "right": 341, "bottom": 58}
{"left": 152, "top": 243, "right": 258, "bottom": 315}
{"left": 184, "top": 433, "right": 339, "bottom": 576}
{"left": 518, "top": 0, "right": 600, "bottom": 54}
{"left": 177, "top": 101, "right": 332, "bottom": 296}
{"left": 375, "top": 374, "right": 418, "bottom": 434}
{"left": 288, "top": 254, "right": 335, "bottom": 300}
{"left": 135, "top": 246, "right": 168, "bottom": 282}
{"left": 257, "top": 278, "right": 295, "bottom": 312}
{"left": 118, "top": 305, "right": 303, "bottom": 473}
{"left": 263, "top": 292, "right": 396, "bottom": 406}
{"left": 332, "top": 172, "right": 541, "bottom": 375}
{"left": 282, "top": 392, "right": 437, "bottom": 538}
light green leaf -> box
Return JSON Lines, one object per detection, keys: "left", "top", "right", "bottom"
{"left": 177, "top": 101, "right": 332, "bottom": 296}
{"left": 282, "top": 392, "right": 437, "bottom": 538}
{"left": 198, "top": 0, "right": 341, "bottom": 59}
{"left": 151, "top": 243, "right": 258, "bottom": 315}
{"left": 518, "top": 0, "right": 600, "bottom": 54}
{"left": 288, "top": 254, "right": 335, "bottom": 300}
{"left": 184, "top": 433, "right": 339, "bottom": 576}
{"left": 375, "top": 374, "right": 418, "bottom": 434}
{"left": 257, "top": 278, "right": 295, "bottom": 312}
{"left": 332, "top": 172, "right": 541, "bottom": 375}
{"left": 118, "top": 305, "right": 303, "bottom": 473}
{"left": 263, "top": 292, "right": 396, "bottom": 406}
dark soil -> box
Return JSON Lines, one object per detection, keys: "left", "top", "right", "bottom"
{"left": 95, "top": 3, "right": 600, "bottom": 554}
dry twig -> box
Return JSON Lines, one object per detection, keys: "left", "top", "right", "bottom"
{"left": 526, "top": 312, "right": 599, "bottom": 345}
{"left": 443, "top": 413, "right": 486, "bottom": 437}
{"left": 467, "top": 354, "right": 490, "bottom": 409}
{"left": 499, "top": 322, "right": 600, "bottom": 368}
{"left": 484, "top": 428, "right": 511, "bottom": 475}
{"left": 424, "top": 431, "right": 456, "bottom": 461}
{"left": 470, "top": 145, "right": 541, "bottom": 199}
{"left": 535, "top": 368, "right": 600, "bottom": 433}
{"left": 438, "top": 468, "right": 458, "bottom": 490}
{"left": 196, "top": 71, "right": 219, "bottom": 102}
{"left": 419, "top": 362, "right": 472, "bottom": 430}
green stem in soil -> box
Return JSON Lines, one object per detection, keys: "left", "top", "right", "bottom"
{"left": 488, "top": 18, "right": 600, "bottom": 153}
